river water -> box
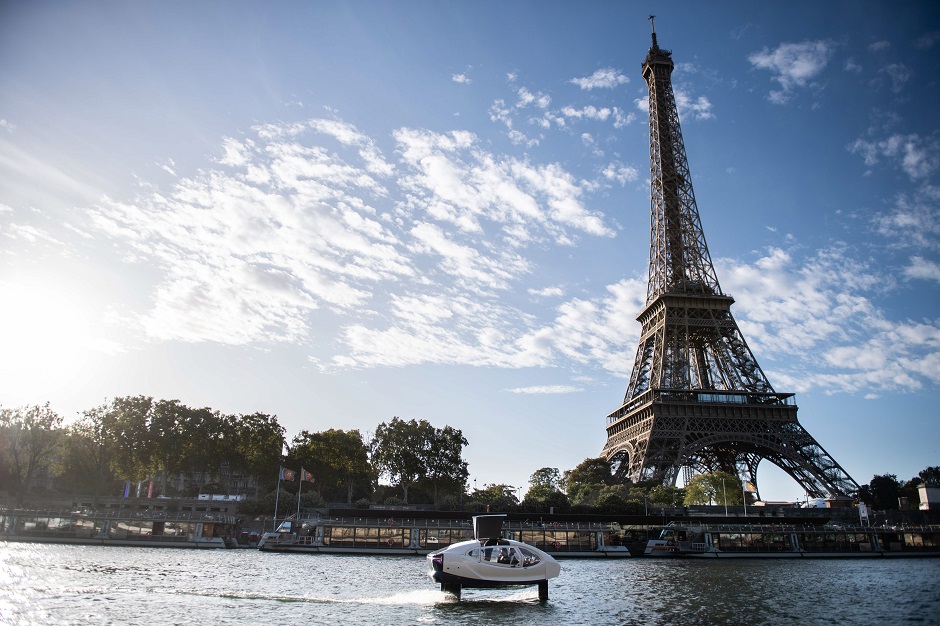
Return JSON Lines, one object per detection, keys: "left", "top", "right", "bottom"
{"left": 1, "top": 544, "right": 937, "bottom": 625}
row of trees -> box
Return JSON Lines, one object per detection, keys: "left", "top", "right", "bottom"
{"left": 2, "top": 398, "right": 934, "bottom": 514}
{"left": 516, "top": 459, "right": 940, "bottom": 515}
{"left": 0, "top": 399, "right": 285, "bottom": 502}
{"left": 857, "top": 468, "right": 939, "bottom": 511}
{"left": 0, "top": 400, "right": 470, "bottom": 508}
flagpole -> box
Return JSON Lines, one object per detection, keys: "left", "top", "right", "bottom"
{"left": 743, "top": 485, "right": 747, "bottom": 517}
{"left": 722, "top": 479, "right": 728, "bottom": 516}
{"left": 296, "top": 468, "right": 304, "bottom": 519}
{"left": 273, "top": 467, "right": 282, "bottom": 530}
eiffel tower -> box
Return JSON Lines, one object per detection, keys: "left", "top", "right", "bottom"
{"left": 601, "top": 20, "right": 858, "bottom": 499}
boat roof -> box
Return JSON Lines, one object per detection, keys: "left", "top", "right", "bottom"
{"left": 473, "top": 514, "right": 506, "bottom": 543}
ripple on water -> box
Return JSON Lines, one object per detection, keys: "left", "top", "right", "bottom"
{"left": 1, "top": 544, "right": 939, "bottom": 625}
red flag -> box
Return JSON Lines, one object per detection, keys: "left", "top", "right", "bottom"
{"left": 300, "top": 469, "right": 314, "bottom": 483}
{"left": 279, "top": 467, "right": 296, "bottom": 481}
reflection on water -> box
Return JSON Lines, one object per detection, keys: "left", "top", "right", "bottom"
{"left": 1, "top": 544, "right": 938, "bottom": 625}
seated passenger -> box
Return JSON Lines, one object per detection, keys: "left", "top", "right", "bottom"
{"left": 497, "top": 548, "right": 510, "bottom": 564}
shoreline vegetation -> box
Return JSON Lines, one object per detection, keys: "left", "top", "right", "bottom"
{"left": 1, "top": 398, "right": 936, "bottom": 522}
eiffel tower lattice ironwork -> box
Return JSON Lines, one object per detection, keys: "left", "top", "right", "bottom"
{"left": 601, "top": 20, "right": 858, "bottom": 499}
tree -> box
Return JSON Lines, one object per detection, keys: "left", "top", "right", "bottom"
{"left": 104, "top": 396, "right": 155, "bottom": 483}
{"left": 370, "top": 417, "right": 469, "bottom": 505}
{"left": 523, "top": 467, "right": 569, "bottom": 511}
{"left": 471, "top": 483, "right": 519, "bottom": 511}
{"left": 861, "top": 474, "right": 901, "bottom": 511}
{"left": 919, "top": 466, "right": 940, "bottom": 485}
{"left": 0, "top": 403, "right": 64, "bottom": 502}
{"left": 563, "top": 458, "right": 614, "bottom": 491}
{"left": 564, "top": 458, "right": 614, "bottom": 506}
{"left": 529, "top": 467, "right": 562, "bottom": 490}
{"left": 683, "top": 471, "right": 742, "bottom": 506}
{"left": 289, "top": 429, "right": 371, "bottom": 503}
{"left": 649, "top": 484, "right": 685, "bottom": 507}
{"left": 423, "top": 425, "right": 469, "bottom": 507}
{"left": 228, "top": 412, "right": 285, "bottom": 487}
{"left": 370, "top": 417, "right": 427, "bottom": 504}
{"left": 59, "top": 403, "right": 117, "bottom": 498}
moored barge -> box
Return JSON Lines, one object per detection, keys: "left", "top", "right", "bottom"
{"left": 0, "top": 507, "right": 236, "bottom": 549}
{"left": 258, "top": 510, "right": 631, "bottom": 558}
{"left": 645, "top": 521, "right": 940, "bottom": 558}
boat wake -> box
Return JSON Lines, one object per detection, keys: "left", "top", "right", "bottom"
{"left": 174, "top": 587, "right": 540, "bottom": 605}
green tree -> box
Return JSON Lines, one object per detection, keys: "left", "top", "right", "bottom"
{"left": 649, "top": 484, "right": 685, "bottom": 507}
{"left": 423, "top": 425, "right": 469, "bottom": 507}
{"left": 860, "top": 474, "right": 901, "bottom": 511}
{"left": 370, "top": 417, "right": 427, "bottom": 504}
{"left": 371, "top": 417, "right": 469, "bottom": 505}
{"left": 529, "top": 467, "right": 562, "bottom": 490}
{"left": 523, "top": 467, "right": 569, "bottom": 511}
{"left": 919, "top": 466, "right": 940, "bottom": 485}
{"left": 228, "top": 412, "right": 285, "bottom": 487}
{"left": 564, "top": 458, "right": 613, "bottom": 493}
{"left": 59, "top": 403, "right": 117, "bottom": 498}
{"left": 683, "top": 471, "right": 742, "bottom": 506}
{"left": 470, "top": 483, "right": 519, "bottom": 511}
{"left": 0, "top": 403, "right": 64, "bottom": 502}
{"left": 104, "top": 396, "right": 155, "bottom": 483}
{"left": 564, "top": 457, "right": 614, "bottom": 506}
{"left": 289, "top": 429, "right": 371, "bottom": 503}
{"left": 148, "top": 399, "right": 189, "bottom": 492}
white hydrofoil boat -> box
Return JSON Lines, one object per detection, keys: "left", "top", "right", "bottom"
{"left": 427, "top": 514, "right": 561, "bottom": 601}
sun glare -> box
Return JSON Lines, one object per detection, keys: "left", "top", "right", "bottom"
{"left": 0, "top": 280, "right": 107, "bottom": 407}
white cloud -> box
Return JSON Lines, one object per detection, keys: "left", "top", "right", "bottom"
{"left": 452, "top": 73, "right": 472, "bottom": 84}
{"left": 90, "top": 119, "right": 412, "bottom": 345}
{"left": 904, "top": 256, "right": 940, "bottom": 282}
{"left": 506, "top": 385, "right": 583, "bottom": 394}
{"left": 719, "top": 245, "right": 940, "bottom": 395}
{"left": 874, "top": 191, "right": 940, "bottom": 251}
{"left": 0, "top": 119, "right": 15, "bottom": 133}
{"left": 569, "top": 68, "right": 628, "bottom": 90}
{"left": 601, "top": 162, "right": 639, "bottom": 185}
{"left": 879, "top": 63, "right": 911, "bottom": 94}
{"left": 528, "top": 286, "right": 565, "bottom": 298}
{"left": 157, "top": 158, "right": 177, "bottom": 176}
{"left": 634, "top": 89, "right": 713, "bottom": 122}
{"left": 559, "top": 105, "right": 612, "bottom": 121}
{"left": 748, "top": 40, "right": 834, "bottom": 104}
{"left": 87, "top": 118, "right": 621, "bottom": 356}
{"left": 915, "top": 31, "right": 940, "bottom": 50}
{"left": 393, "top": 127, "right": 614, "bottom": 242}
{"left": 848, "top": 133, "right": 939, "bottom": 181}
{"left": 516, "top": 87, "right": 551, "bottom": 109}
{"left": 869, "top": 40, "right": 891, "bottom": 52}
{"left": 334, "top": 276, "right": 644, "bottom": 374}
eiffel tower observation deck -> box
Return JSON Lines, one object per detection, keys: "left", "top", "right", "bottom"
{"left": 601, "top": 20, "right": 858, "bottom": 499}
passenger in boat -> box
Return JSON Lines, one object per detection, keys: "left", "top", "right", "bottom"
{"left": 497, "top": 548, "right": 519, "bottom": 566}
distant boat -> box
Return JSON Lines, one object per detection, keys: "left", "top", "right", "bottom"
{"left": 0, "top": 507, "right": 235, "bottom": 549}
{"left": 257, "top": 509, "right": 631, "bottom": 557}
{"left": 426, "top": 514, "right": 560, "bottom": 601}
{"left": 644, "top": 521, "right": 940, "bottom": 558}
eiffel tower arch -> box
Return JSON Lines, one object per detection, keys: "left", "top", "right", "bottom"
{"left": 601, "top": 21, "right": 858, "bottom": 499}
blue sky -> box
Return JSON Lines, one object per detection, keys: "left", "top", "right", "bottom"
{"left": 1, "top": 1, "right": 938, "bottom": 502}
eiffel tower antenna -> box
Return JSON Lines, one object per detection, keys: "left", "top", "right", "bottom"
{"left": 601, "top": 23, "right": 858, "bottom": 499}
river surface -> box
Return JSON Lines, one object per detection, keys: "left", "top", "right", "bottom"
{"left": 1, "top": 544, "right": 938, "bottom": 625}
